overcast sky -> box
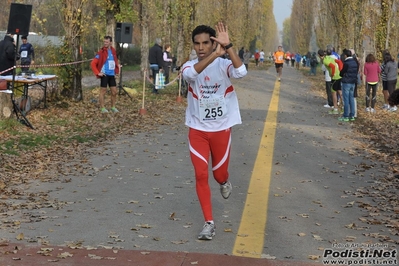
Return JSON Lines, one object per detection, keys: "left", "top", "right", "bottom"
{"left": 273, "top": 0, "right": 293, "bottom": 31}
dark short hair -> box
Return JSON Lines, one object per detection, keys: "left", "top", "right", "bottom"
{"left": 21, "top": 35, "right": 28, "bottom": 40}
{"left": 104, "top": 35, "right": 112, "bottom": 42}
{"left": 384, "top": 52, "right": 393, "bottom": 63}
{"left": 317, "top": 49, "right": 325, "bottom": 56}
{"left": 192, "top": 25, "right": 216, "bottom": 43}
{"left": 343, "top": 49, "right": 352, "bottom": 57}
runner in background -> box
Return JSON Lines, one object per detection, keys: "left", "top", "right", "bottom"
{"left": 19, "top": 35, "right": 35, "bottom": 72}
{"left": 273, "top": 46, "right": 284, "bottom": 81}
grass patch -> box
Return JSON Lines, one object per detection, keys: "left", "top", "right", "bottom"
{"left": 18, "top": 134, "right": 59, "bottom": 149}
{"left": 0, "top": 119, "right": 21, "bottom": 133}
{"left": 68, "top": 133, "right": 102, "bottom": 143}
{"left": 1, "top": 133, "right": 60, "bottom": 156}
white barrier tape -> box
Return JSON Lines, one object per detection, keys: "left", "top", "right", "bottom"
{"left": 0, "top": 66, "right": 16, "bottom": 76}
{"left": 145, "top": 71, "right": 181, "bottom": 87}
{"left": 0, "top": 59, "right": 93, "bottom": 76}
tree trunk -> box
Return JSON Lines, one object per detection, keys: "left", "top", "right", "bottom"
{"left": 60, "top": 0, "right": 85, "bottom": 101}
{"left": 0, "top": 92, "right": 13, "bottom": 119}
{"left": 176, "top": 22, "right": 185, "bottom": 66}
{"left": 140, "top": 1, "right": 149, "bottom": 77}
{"left": 72, "top": 35, "right": 83, "bottom": 101}
{"left": 163, "top": 0, "right": 170, "bottom": 42}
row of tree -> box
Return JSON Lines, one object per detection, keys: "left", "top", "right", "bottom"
{"left": 284, "top": 0, "right": 399, "bottom": 62}
{"left": 1, "top": 0, "right": 279, "bottom": 101}
{"left": 7, "top": 0, "right": 398, "bottom": 101}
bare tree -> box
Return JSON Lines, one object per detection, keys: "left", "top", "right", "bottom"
{"left": 59, "top": 0, "right": 87, "bottom": 101}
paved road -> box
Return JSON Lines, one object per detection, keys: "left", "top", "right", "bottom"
{"left": 1, "top": 65, "right": 397, "bottom": 265}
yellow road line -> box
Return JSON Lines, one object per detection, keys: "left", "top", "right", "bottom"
{"left": 232, "top": 80, "right": 281, "bottom": 258}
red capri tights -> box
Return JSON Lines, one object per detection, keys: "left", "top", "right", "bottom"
{"left": 188, "top": 127, "right": 231, "bottom": 222}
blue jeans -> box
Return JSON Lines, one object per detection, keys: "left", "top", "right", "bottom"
{"left": 342, "top": 83, "right": 355, "bottom": 118}
{"left": 309, "top": 66, "right": 316, "bottom": 75}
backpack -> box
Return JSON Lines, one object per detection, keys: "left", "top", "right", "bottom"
{"left": 310, "top": 57, "right": 317, "bottom": 67}
{"left": 335, "top": 59, "right": 343, "bottom": 71}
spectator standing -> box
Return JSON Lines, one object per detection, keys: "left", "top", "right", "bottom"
{"left": 181, "top": 22, "right": 247, "bottom": 240}
{"left": 90, "top": 35, "right": 120, "bottom": 113}
{"left": 285, "top": 51, "right": 291, "bottom": 66}
{"left": 163, "top": 44, "right": 173, "bottom": 84}
{"left": 383, "top": 52, "right": 398, "bottom": 112}
{"left": 339, "top": 49, "right": 357, "bottom": 122}
{"left": 295, "top": 52, "right": 301, "bottom": 70}
{"left": 148, "top": 38, "right": 163, "bottom": 94}
{"left": 243, "top": 49, "right": 251, "bottom": 71}
{"left": 321, "top": 56, "right": 333, "bottom": 108}
{"left": 309, "top": 52, "right": 318, "bottom": 75}
{"left": 363, "top": 53, "right": 381, "bottom": 113}
{"left": 349, "top": 49, "right": 360, "bottom": 117}
{"left": 254, "top": 50, "right": 260, "bottom": 67}
{"left": 19, "top": 35, "right": 35, "bottom": 72}
{"left": 238, "top": 47, "right": 244, "bottom": 62}
{"left": 306, "top": 51, "right": 311, "bottom": 67}
{"left": 0, "top": 33, "right": 17, "bottom": 76}
{"left": 318, "top": 48, "right": 343, "bottom": 115}
{"left": 380, "top": 50, "right": 389, "bottom": 110}
{"left": 302, "top": 55, "right": 307, "bottom": 67}
{"left": 290, "top": 52, "right": 295, "bottom": 67}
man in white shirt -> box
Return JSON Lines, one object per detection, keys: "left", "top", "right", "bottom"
{"left": 182, "top": 22, "right": 247, "bottom": 241}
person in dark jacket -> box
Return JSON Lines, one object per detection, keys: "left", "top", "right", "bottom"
{"left": 148, "top": 38, "right": 163, "bottom": 94}
{"left": 238, "top": 47, "right": 244, "bottom": 62}
{"left": 0, "top": 33, "right": 17, "bottom": 76}
{"left": 339, "top": 49, "right": 358, "bottom": 121}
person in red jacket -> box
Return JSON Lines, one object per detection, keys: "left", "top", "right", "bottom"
{"left": 91, "top": 35, "right": 120, "bottom": 113}
{"left": 254, "top": 50, "right": 260, "bottom": 67}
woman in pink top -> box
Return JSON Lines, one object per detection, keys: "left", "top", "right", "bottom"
{"left": 363, "top": 53, "right": 381, "bottom": 113}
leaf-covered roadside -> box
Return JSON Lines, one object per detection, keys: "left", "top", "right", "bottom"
{"left": 309, "top": 75, "right": 399, "bottom": 242}
{"left": 0, "top": 82, "right": 187, "bottom": 216}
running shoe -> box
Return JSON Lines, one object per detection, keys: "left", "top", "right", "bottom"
{"left": 349, "top": 117, "right": 355, "bottom": 121}
{"left": 198, "top": 222, "right": 215, "bottom": 240}
{"left": 338, "top": 117, "right": 349, "bottom": 122}
{"left": 365, "top": 107, "right": 371, "bottom": 112}
{"left": 324, "top": 104, "right": 332, "bottom": 108}
{"left": 220, "top": 181, "right": 232, "bottom": 199}
{"left": 101, "top": 107, "right": 109, "bottom": 113}
{"left": 382, "top": 104, "right": 389, "bottom": 110}
{"left": 389, "top": 106, "right": 397, "bottom": 112}
{"left": 329, "top": 109, "right": 339, "bottom": 115}
{"left": 110, "top": 107, "right": 119, "bottom": 113}
{"left": 370, "top": 108, "right": 376, "bottom": 114}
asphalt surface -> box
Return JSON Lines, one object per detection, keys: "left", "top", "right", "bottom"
{"left": 1, "top": 65, "right": 397, "bottom": 265}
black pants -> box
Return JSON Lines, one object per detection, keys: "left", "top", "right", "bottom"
{"left": 163, "top": 65, "right": 171, "bottom": 84}
{"left": 325, "top": 81, "right": 333, "bottom": 106}
{"left": 365, "top": 83, "right": 377, "bottom": 108}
